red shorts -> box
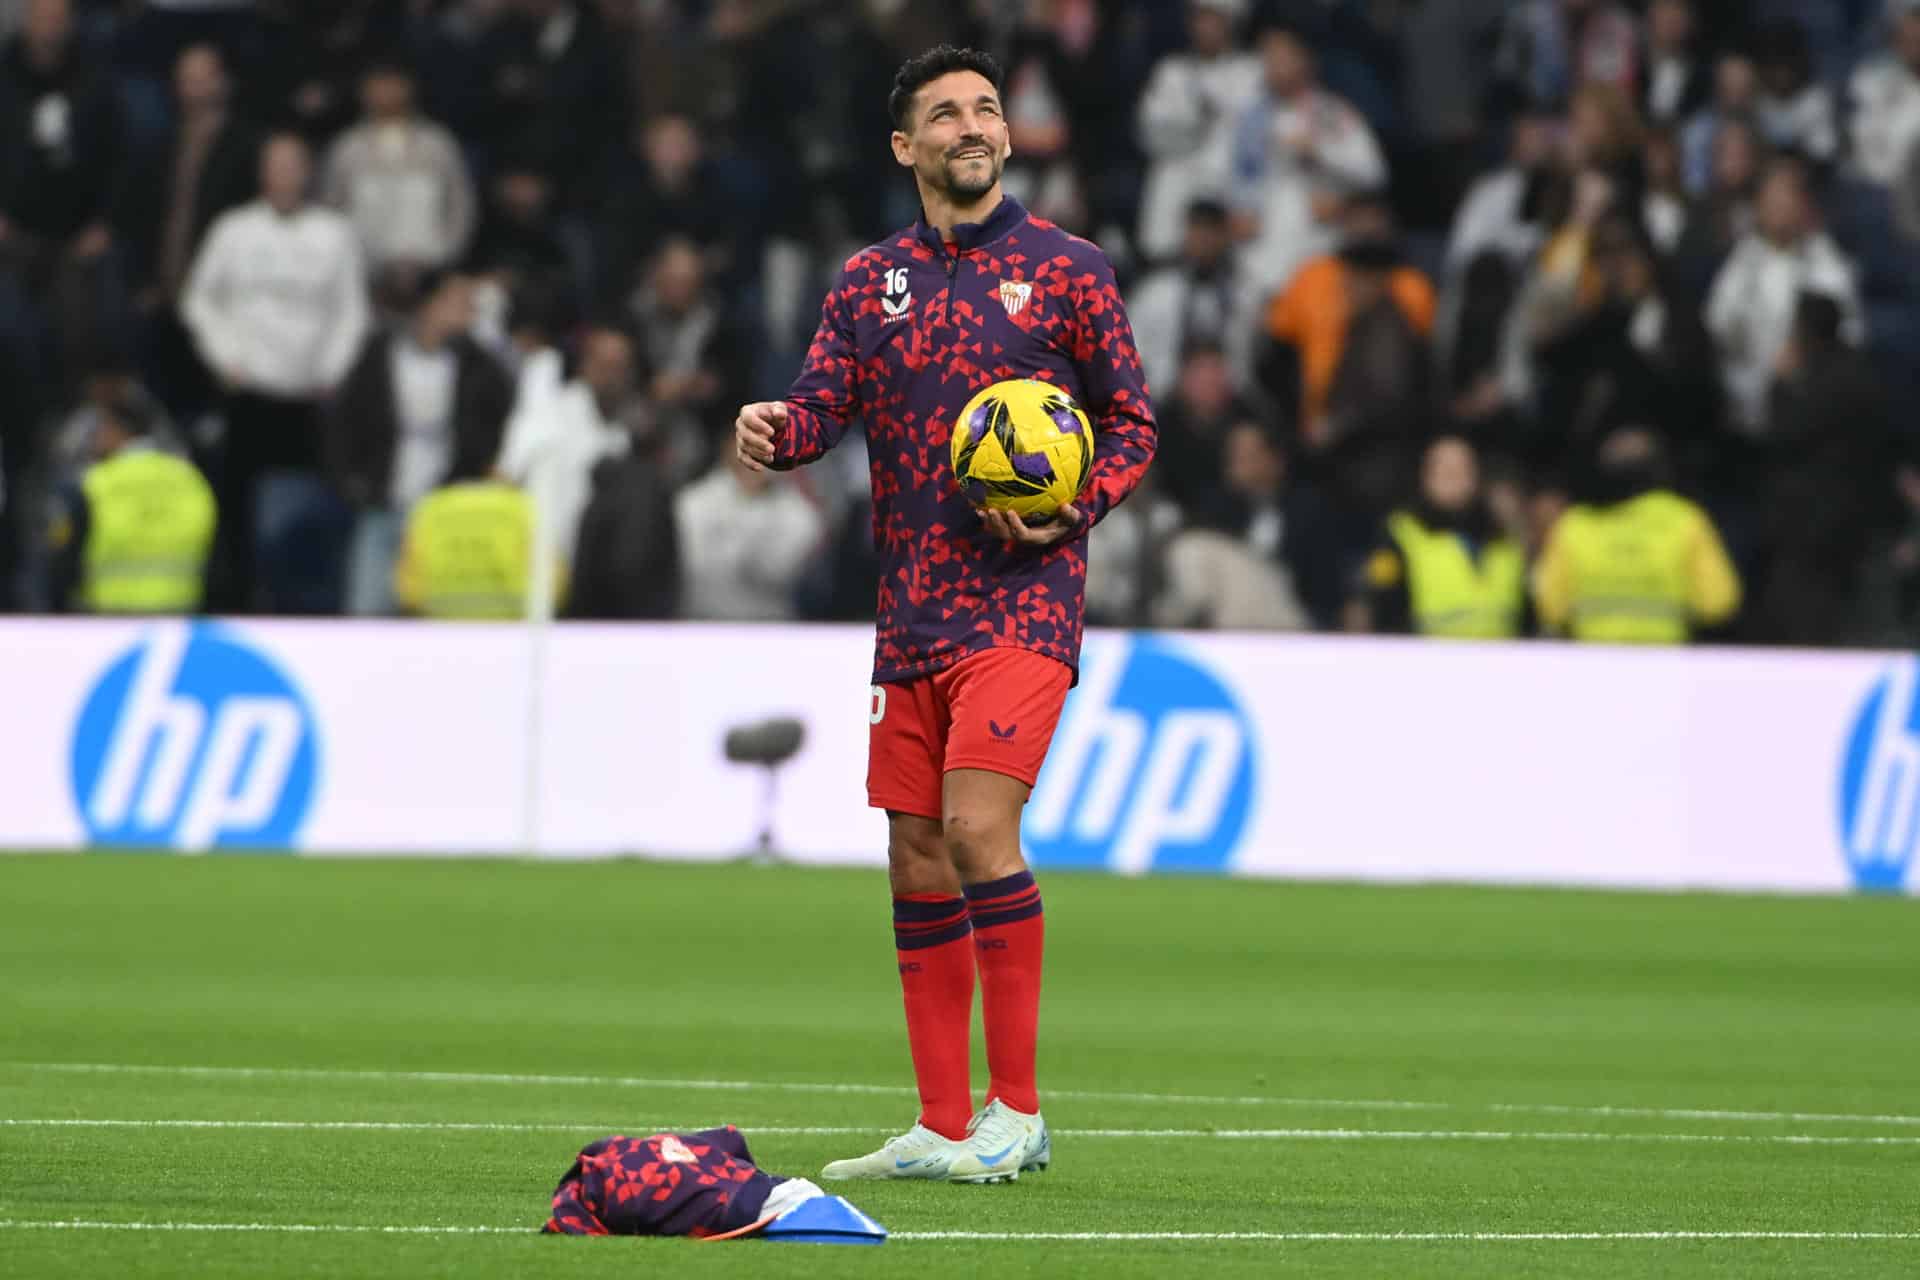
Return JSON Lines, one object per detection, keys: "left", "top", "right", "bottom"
{"left": 867, "top": 647, "right": 1073, "bottom": 819}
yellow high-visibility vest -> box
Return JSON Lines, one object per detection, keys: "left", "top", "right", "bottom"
{"left": 393, "top": 481, "right": 534, "bottom": 620}
{"left": 80, "top": 448, "right": 216, "bottom": 614}
{"left": 1534, "top": 491, "right": 1741, "bottom": 644}
{"left": 1384, "top": 511, "right": 1526, "bottom": 639}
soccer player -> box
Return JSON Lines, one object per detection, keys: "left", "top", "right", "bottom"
{"left": 734, "top": 45, "right": 1156, "bottom": 1184}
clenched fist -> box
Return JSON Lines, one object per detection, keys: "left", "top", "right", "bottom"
{"left": 734, "top": 401, "right": 786, "bottom": 472}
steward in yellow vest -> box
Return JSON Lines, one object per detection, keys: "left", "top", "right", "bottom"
{"left": 392, "top": 477, "right": 540, "bottom": 619}
{"left": 47, "top": 398, "right": 215, "bottom": 614}
{"left": 1534, "top": 428, "right": 1741, "bottom": 644}
{"left": 1356, "top": 436, "right": 1527, "bottom": 638}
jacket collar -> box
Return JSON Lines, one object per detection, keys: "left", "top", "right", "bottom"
{"left": 915, "top": 194, "right": 1028, "bottom": 255}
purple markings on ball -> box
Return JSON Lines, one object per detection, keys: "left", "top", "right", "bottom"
{"left": 1012, "top": 451, "right": 1056, "bottom": 483}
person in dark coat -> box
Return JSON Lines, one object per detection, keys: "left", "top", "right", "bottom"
{"left": 327, "top": 269, "right": 514, "bottom": 615}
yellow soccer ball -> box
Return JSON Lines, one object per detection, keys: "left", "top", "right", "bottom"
{"left": 949, "top": 378, "right": 1095, "bottom": 522}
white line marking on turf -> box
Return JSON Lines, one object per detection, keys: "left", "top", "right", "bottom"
{"left": 12, "top": 1061, "right": 1920, "bottom": 1129}
{"left": 1, "top": 1221, "right": 1916, "bottom": 1243}
{"left": 7, "top": 1119, "right": 1920, "bottom": 1146}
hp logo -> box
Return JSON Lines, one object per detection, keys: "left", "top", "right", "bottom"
{"left": 1838, "top": 660, "right": 1920, "bottom": 893}
{"left": 69, "top": 624, "right": 319, "bottom": 851}
{"left": 1026, "top": 637, "right": 1255, "bottom": 873}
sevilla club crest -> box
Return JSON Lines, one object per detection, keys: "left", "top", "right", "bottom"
{"left": 997, "top": 280, "right": 1033, "bottom": 318}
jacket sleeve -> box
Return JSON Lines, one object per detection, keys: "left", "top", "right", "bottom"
{"left": 1686, "top": 507, "right": 1742, "bottom": 627}
{"left": 1068, "top": 247, "right": 1157, "bottom": 528}
{"left": 317, "top": 223, "right": 371, "bottom": 391}
{"left": 179, "top": 215, "right": 245, "bottom": 376}
{"left": 774, "top": 263, "right": 862, "bottom": 468}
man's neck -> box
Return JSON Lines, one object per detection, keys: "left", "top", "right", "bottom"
{"left": 919, "top": 184, "right": 1004, "bottom": 243}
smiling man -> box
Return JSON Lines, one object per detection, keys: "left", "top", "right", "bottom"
{"left": 733, "top": 45, "right": 1156, "bottom": 1185}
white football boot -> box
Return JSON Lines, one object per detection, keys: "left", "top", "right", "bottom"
{"left": 820, "top": 1122, "right": 969, "bottom": 1181}
{"left": 948, "top": 1098, "right": 1050, "bottom": 1184}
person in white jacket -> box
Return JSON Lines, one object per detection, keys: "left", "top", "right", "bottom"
{"left": 674, "top": 445, "right": 825, "bottom": 623}
{"left": 1705, "top": 158, "right": 1864, "bottom": 435}
{"left": 321, "top": 58, "right": 476, "bottom": 277}
{"left": 1134, "top": 0, "right": 1262, "bottom": 266}
{"left": 1850, "top": 2, "right": 1920, "bottom": 188}
{"left": 1229, "top": 24, "right": 1388, "bottom": 297}
{"left": 180, "top": 130, "right": 370, "bottom": 609}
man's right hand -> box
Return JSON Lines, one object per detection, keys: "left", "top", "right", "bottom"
{"left": 735, "top": 401, "right": 785, "bottom": 472}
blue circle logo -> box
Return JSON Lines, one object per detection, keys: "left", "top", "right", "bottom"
{"left": 1025, "top": 637, "right": 1256, "bottom": 873}
{"left": 70, "top": 623, "right": 319, "bottom": 850}
{"left": 1837, "top": 660, "right": 1920, "bottom": 894}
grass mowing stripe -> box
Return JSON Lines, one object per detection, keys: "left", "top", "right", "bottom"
{"left": 2, "top": 1221, "right": 1917, "bottom": 1243}
{"left": 13, "top": 1060, "right": 1920, "bottom": 1128}
{"left": 8, "top": 1119, "right": 1920, "bottom": 1145}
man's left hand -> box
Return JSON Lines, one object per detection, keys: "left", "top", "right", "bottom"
{"left": 979, "top": 503, "right": 1082, "bottom": 547}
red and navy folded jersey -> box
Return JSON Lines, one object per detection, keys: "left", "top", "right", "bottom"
{"left": 775, "top": 196, "right": 1156, "bottom": 683}
{"left": 541, "top": 1128, "right": 779, "bottom": 1238}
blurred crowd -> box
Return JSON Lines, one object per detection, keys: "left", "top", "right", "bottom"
{"left": 4, "top": 0, "right": 1919, "bottom": 645}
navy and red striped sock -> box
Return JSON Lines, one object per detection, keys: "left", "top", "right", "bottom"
{"left": 965, "top": 870, "right": 1045, "bottom": 1115}
{"left": 893, "top": 893, "right": 975, "bottom": 1141}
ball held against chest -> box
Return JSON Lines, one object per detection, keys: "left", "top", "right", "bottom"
{"left": 949, "top": 378, "right": 1094, "bottom": 522}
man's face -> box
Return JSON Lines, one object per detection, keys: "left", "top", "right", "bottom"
{"left": 1176, "top": 349, "right": 1233, "bottom": 416}
{"left": 419, "top": 277, "right": 476, "bottom": 344}
{"left": 1188, "top": 6, "right": 1232, "bottom": 58}
{"left": 362, "top": 70, "right": 413, "bottom": 121}
{"left": 1223, "top": 423, "right": 1283, "bottom": 497}
{"left": 651, "top": 242, "right": 703, "bottom": 312}
{"left": 497, "top": 171, "right": 550, "bottom": 222}
{"left": 260, "top": 136, "right": 311, "bottom": 209}
{"left": 580, "top": 331, "right": 635, "bottom": 404}
{"left": 1182, "top": 214, "right": 1229, "bottom": 267}
{"left": 1421, "top": 439, "right": 1479, "bottom": 513}
{"left": 1756, "top": 168, "right": 1809, "bottom": 243}
{"left": 891, "top": 69, "right": 1010, "bottom": 204}
{"left": 644, "top": 115, "right": 699, "bottom": 186}
{"left": 1648, "top": 0, "right": 1692, "bottom": 50}
{"left": 1260, "top": 31, "right": 1310, "bottom": 98}
{"left": 1716, "top": 54, "right": 1757, "bottom": 108}
{"left": 175, "top": 45, "right": 226, "bottom": 112}
{"left": 24, "top": 0, "right": 69, "bottom": 52}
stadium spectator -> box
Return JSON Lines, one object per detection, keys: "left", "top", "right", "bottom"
{"left": 596, "top": 113, "right": 736, "bottom": 309}
{"left": 0, "top": 0, "right": 129, "bottom": 386}
{"left": 626, "top": 237, "right": 745, "bottom": 485}
{"left": 392, "top": 474, "right": 542, "bottom": 619}
{"left": 251, "top": 0, "right": 400, "bottom": 146}
{"left": 475, "top": 0, "right": 626, "bottom": 205}
{"left": 1492, "top": 0, "right": 1639, "bottom": 111}
{"left": 1751, "top": 293, "right": 1895, "bottom": 646}
{"left": 563, "top": 427, "right": 681, "bottom": 621}
{"left": 1163, "top": 418, "right": 1311, "bottom": 630}
{"left": 1848, "top": 0, "right": 1920, "bottom": 188}
{"left": 1261, "top": 197, "right": 1435, "bottom": 484}
{"left": 1751, "top": 19, "right": 1839, "bottom": 171}
{"left": 495, "top": 321, "right": 635, "bottom": 575}
{"left": 465, "top": 149, "right": 580, "bottom": 326}
{"left": 1152, "top": 340, "right": 1256, "bottom": 513}
{"left": 321, "top": 57, "right": 477, "bottom": 279}
{"left": 1229, "top": 23, "right": 1387, "bottom": 295}
{"left": 1704, "top": 158, "right": 1862, "bottom": 435}
{"left": 1444, "top": 100, "right": 1559, "bottom": 278}
{"left": 673, "top": 444, "right": 824, "bottom": 623}
{"left": 181, "top": 131, "right": 370, "bottom": 612}
{"left": 1135, "top": 0, "right": 1260, "bottom": 265}
{"left": 44, "top": 384, "right": 214, "bottom": 614}
{"left": 1681, "top": 50, "right": 1760, "bottom": 195}
{"left": 1533, "top": 425, "right": 1741, "bottom": 643}
{"left": 328, "top": 270, "right": 514, "bottom": 617}
{"left": 1125, "top": 198, "right": 1252, "bottom": 399}
{"left": 1672, "top": 113, "right": 1762, "bottom": 289}
{"left": 1641, "top": 126, "right": 1692, "bottom": 253}
{"left": 1642, "top": 0, "right": 1710, "bottom": 126}
{"left": 117, "top": 42, "right": 261, "bottom": 419}
{"left": 1350, "top": 435, "right": 1525, "bottom": 639}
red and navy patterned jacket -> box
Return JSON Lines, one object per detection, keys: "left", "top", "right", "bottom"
{"left": 541, "top": 1128, "right": 780, "bottom": 1237}
{"left": 774, "top": 196, "right": 1156, "bottom": 683}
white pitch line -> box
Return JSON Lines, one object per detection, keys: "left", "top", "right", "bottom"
{"left": 0, "top": 1220, "right": 1916, "bottom": 1243}
{"left": 7, "top": 1119, "right": 1920, "bottom": 1146}
{"left": 10, "top": 1060, "right": 1920, "bottom": 1128}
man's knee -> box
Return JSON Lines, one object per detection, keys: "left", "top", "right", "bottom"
{"left": 942, "top": 806, "right": 1023, "bottom": 882}
{"left": 887, "top": 813, "right": 956, "bottom": 895}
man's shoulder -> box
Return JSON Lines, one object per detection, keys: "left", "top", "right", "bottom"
{"left": 1017, "top": 217, "right": 1116, "bottom": 277}
{"left": 839, "top": 228, "right": 936, "bottom": 277}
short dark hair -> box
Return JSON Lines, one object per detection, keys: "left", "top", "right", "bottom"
{"left": 888, "top": 44, "right": 1003, "bottom": 131}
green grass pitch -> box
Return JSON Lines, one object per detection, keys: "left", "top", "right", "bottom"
{"left": 1, "top": 854, "right": 1916, "bottom": 1278}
